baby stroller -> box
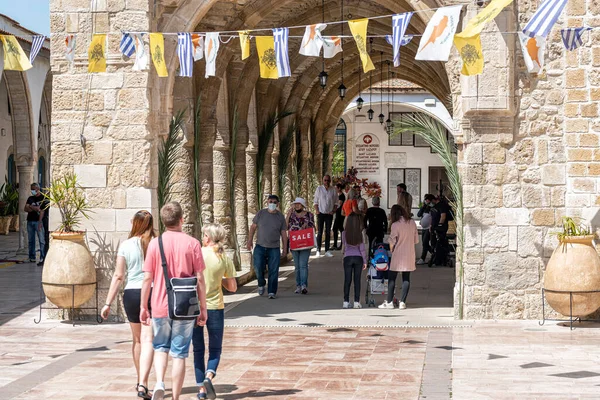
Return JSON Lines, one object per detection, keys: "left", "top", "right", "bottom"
{"left": 365, "top": 240, "right": 396, "bottom": 307}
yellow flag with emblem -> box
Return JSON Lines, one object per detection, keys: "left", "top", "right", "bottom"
{"left": 456, "top": 0, "right": 514, "bottom": 38}
{"left": 0, "top": 35, "right": 32, "bottom": 71}
{"left": 149, "top": 33, "right": 168, "bottom": 77}
{"left": 348, "top": 19, "right": 374, "bottom": 73}
{"left": 87, "top": 34, "right": 106, "bottom": 73}
{"left": 454, "top": 34, "right": 484, "bottom": 76}
{"left": 239, "top": 31, "right": 251, "bottom": 60}
{"left": 256, "top": 36, "right": 278, "bottom": 79}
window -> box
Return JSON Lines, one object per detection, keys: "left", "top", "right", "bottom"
{"left": 38, "top": 156, "right": 46, "bottom": 188}
{"left": 333, "top": 119, "right": 347, "bottom": 176}
{"left": 387, "top": 168, "right": 421, "bottom": 209}
{"left": 7, "top": 154, "right": 16, "bottom": 185}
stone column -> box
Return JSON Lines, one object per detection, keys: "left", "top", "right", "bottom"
{"left": 236, "top": 125, "right": 251, "bottom": 270}
{"left": 16, "top": 164, "right": 34, "bottom": 253}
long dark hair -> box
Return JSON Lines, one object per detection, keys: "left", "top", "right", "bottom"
{"left": 390, "top": 204, "right": 410, "bottom": 224}
{"left": 345, "top": 213, "right": 363, "bottom": 246}
{"left": 129, "top": 210, "right": 156, "bottom": 258}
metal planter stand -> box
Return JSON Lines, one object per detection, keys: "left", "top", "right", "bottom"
{"left": 34, "top": 282, "right": 102, "bottom": 326}
{"left": 539, "top": 288, "right": 600, "bottom": 330}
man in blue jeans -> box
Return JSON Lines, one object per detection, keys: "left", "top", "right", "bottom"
{"left": 24, "top": 183, "right": 46, "bottom": 266}
{"left": 247, "top": 194, "right": 288, "bottom": 299}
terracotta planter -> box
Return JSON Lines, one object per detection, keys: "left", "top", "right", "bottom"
{"left": 544, "top": 235, "right": 600, "bottom": 317}
{"left": 42, "top": 232, "right": 96, "bottom": 308}
{"left": 0, "top": 216, "right": 10, "bottom": 235}
{"left": 9, "top": 214, "right": 19, "bottom": 232}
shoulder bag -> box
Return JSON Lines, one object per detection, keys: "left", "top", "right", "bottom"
{"left": 158, "top": 236, "right": 200, "bottom": 320}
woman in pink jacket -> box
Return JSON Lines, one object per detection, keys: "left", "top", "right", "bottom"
{"left": 379, "top": 204, "right": 419, "bottom": 310}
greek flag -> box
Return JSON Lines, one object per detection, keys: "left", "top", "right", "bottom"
{"left": 177, "top": 33, "right": 194, "bottom": 77}
{"left": 391, "top": 12, "right": 413, "bottom": 67}
{"left": 119, "top": 32, "right": 135, "bottom": 57}
{"left": 385, "top": 35, "right": 413, "bottom": 47}
{"left": 29, "top": 35, "right": 45, "bottom": 64}
{"left": 523, "top": 0, "right": 568, "bottom": 38}
{"left": 561, "top": 27, "right": 591, "bottom": 51}
{"left": 273, "top": 28, "right": 291, "bottom": 78}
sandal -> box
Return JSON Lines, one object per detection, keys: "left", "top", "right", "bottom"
{"left": 137, "top": 384, "right": 152, "bottom": 400}
{"left": 203, "top": 378, "right": 217, "bottom": 400}
{"left": 197, "top": 392, "right": 207, "bottom": 399}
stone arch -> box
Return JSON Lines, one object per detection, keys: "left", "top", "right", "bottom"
{"left": 2, "top": 70, "right": 35, "bottom": 167}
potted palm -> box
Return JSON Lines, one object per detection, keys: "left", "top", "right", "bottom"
{"left": 544, "top": 217, "right": 600, "bottom": 317}
{"left": 0, "top": 183, "right": 12, "bottom": 235}
{"left": 4, "top": 181, "right": 19, "bottom": 232}
{"left": 41, "top": 173, "right": 96, "bottom": 309}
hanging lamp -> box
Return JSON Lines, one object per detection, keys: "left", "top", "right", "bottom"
{"left": 367, "top": 38, "right": 374, "bottom": 121}
{"left": 378, "top": 52, "right": 385, "bottom": 124}
{"left": 338, "top": 0, "right": 346, "bottom": 99}
{"left": 356, "top": 57, "right": 364, "bottom": 111}
{"left": 319, "top": 0, "right": 327, "bottom": 89}
{"left": 385, "top": 61, "right": 392, "bottom": 132}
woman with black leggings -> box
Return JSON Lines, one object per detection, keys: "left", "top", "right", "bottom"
{"left": 379, "top": 204, "right": 418, "bottom": 310}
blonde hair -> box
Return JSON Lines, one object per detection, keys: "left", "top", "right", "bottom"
{"left": 202, "top": 223, "right": 227, "bottom": 256}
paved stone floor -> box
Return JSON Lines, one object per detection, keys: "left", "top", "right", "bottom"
{"left": 1, "top": 248, "right": 600, "bottom": 399}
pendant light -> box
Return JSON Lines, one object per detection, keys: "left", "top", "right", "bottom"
{"left": 378, "top": 52, "right": 385, "bottom": 124}
{"left": 319, "top": 0, "right": 327, "bottom": 89}
{"left": 389, "top": 71, "right": 395, "bottom": 133}
{"left": 356, "top": 57, "right": 364, "bottom": 111}
{"left": 338, "top": 0, "right": 346, "bottom": 99}
{"left": 385, "top": 61, "right": 392, "bottom": 132}
{"left": 367, "top": 38, "right": 374, "bottom": 121}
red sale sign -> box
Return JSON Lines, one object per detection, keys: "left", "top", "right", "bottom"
{"left": 289, "top": 228, "right": 315, "bottom": 251}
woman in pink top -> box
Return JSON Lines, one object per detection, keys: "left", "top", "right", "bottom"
{"left": 379, "top": 204, "right": 419, "bottom": 310}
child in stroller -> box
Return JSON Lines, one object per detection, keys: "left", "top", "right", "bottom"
{"left": 365, "top": 239, "right": 398, "bottom": 308}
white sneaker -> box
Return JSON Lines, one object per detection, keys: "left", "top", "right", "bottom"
{"left": 152, "top": 382, "right": 165, "bottom": 400}
{"left": 353, "top": 301, "right": 362, "bottom": 309}
{"left": 378, "top": 301, "right": 394, "bottom": 309}
{"left": 399, "top": 302, "right": 407, "bottom": 309}
{"left": 295, "top": 286, "right": 301, "bottom": 294}
{"left": 316, "top": 251, "right": 321, "bottom": 257}
{"left": 325, "top": 251, "right": 333, "bottom": 257}
{"left": 343, "top": 301, "right": 350, "bottom": 309}
{"left": 416, "top": 259, "right": 426, "bottom": 265}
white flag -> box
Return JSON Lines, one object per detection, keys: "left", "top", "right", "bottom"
{"left": 192, "top": 34, "right": 204, "bottom": 61}
{"left": 518, "top": 32, "right": 545, "bottom": 74}
{"left": 65, "top": 34, "right": 76, "bottom": 64}
{"left": 132, "top": 33, "right": 148, "bottom": 71}
{"left": 322, "top": 36, "right": 342, "bottom": 59}
{"left": 415, "top": 5, "right": 462, "bottom": 61}
{"left": 299, "top": 24, "right": 326, "bottom": 57}
{"left": 204, "top": 32, "right": 220, "bottom": 78}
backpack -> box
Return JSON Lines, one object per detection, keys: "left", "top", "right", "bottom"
{"left": 371, "top": 244, "right": 390, "bottom": 271}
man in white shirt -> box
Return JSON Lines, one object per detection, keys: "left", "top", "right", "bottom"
{"left": 313, "top": 175, "right": 338, "bottom": 257}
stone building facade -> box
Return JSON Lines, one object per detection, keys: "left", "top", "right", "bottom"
{"left": 48, "top": 0, "right": 596, "bottom": 319}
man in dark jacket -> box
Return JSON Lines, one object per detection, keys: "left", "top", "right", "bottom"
{"left": 417, "top": 194, "right": 435, "bottom": 265}
{"left": 365, "top": 197, "right": 388, "bottom": 248}
{"left": 429, "top": 196, "right": 450, "bottom": 267}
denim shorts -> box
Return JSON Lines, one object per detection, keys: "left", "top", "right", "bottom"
{"left": 152, "top": 318, "right": 195, "bottom": 359}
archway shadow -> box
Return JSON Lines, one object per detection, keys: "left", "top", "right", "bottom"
{"left": 176, "top": 384, "right": 301, "bottom": 399}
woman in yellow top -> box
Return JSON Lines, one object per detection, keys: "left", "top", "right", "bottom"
{"left": 193, "top": 224, "right": 237, "bottom": 400}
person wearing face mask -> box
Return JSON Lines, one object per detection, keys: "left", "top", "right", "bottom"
{"left": 286, "top": 198, "right": 315, "bottom": 294}
{"left": 24, "top": 183, "right": 47, "bottom": 266}
{"left": 247, "top": 195, "right": 288, "bottom": 299}
{"left": 313, "top": 175, "right": 338, "bottom": 257}
{"left": 416, "top": 194, "right": 435, "bottom": 265}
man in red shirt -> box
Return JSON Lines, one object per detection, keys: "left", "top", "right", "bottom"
{"left": 141, "top": 202, "right": 207, "bottom": 400}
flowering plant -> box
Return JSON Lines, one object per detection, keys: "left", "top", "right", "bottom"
{"left": 333, "top": 166, "right": 381, "bottom": 199}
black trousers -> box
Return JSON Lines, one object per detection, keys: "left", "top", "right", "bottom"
{"left": 431, "top": 226, "right": 448, "bottom": 266}
{"left": 333, "top": 214, "right": 345, "bottom": 248}
{"left": 316, "top": 213, "right": 334, "bottom": 252}
{"left": 367, "top": 231, "right": 384, "bottom": 249}
{"left": 420, "top": 230, "right": 431, "bottom": 261}
{"left": 387, "top": 271, "right": 411, "bottom": 303}
{"left": 343, "top": 256, "right": 362, "bottom": 302}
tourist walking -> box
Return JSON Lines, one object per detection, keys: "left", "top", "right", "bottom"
{"left": 286, "top": 198, "right": 315, "bottom": 294}
{"left": 101, "top": 210, "right": 156, "bottom": 400}
{"left": 430, "top": 196, "right": 451, "bottom": 267}
{"left": 193, "top": 223, "right": 237, "bottom": 400}
{"left": 247, "top": 194, "right": 288, "bottom": 299}
{"left": 396, "top": 183, "right": 414, "bottom": 217}
{"left": 24, "top": 183, "right": 46, "bottom": 266}
{"left": 365, "top": 196, "right": 388, "bottom": 247}
{"left": 341, "top": 213, "right": 367, "bottom": 309}
{"left": 416, "top": 194, "right": 435, "bottom": 265}
{"left": 140, "top": 202, "right": 208, "bottom": 400}
{"left": 332, "top": 183, "right": 346, "bottom": 250}
{"left": 313, "top": 175, "right": 337, "bottom": 257}
{"left": 342, "top": 188, "right": 359, "bottom": 218}
{"left": 379, "top": 205, "right": 419, "bottom": 310}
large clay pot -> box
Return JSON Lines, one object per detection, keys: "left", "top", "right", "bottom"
{"left": 42, "top": 232, "right": 96, "bottom": 308}
{"left": 544, "top": 235, "right": 600, "bottom": 317}
{"left": 9, "top": 214, "right": 19, "bottom": 232}
{"left": 0, "top": 216, "right": 10, "bottom": 235}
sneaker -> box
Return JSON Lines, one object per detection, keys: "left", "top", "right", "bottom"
{"left": 315, "top": 251, "right": 321, "bottom": 257}
{"left": 295, "top": 286, "right": 301, "bottom": 294}
{"left": 203, "top": 377, "right": 217, "bottom": 400}
{"left": 29, "top": 259, "right": 36, "bottom": 263}
{"left": 37, "top": 260, "right": 44, "bottom": 267}
{"left": 353, "top": 301, "right": 362, "bottom": 309}
{"left": 325, "top": 251, "right": 333, "bottom": 257}
{"left": 343, "top": 301, "right": 351, "bottom": 309}
{"left": 152, "top": 382, "right": 165, "bottom": 400}
{"left": 301, "top": 286, "right": 308, "bottom": 295}
{"left": 268, "top": 293, "right": 276, "bottom": 299}
{"left": 378, "top": 301, "right": 394, "bottom": 309}
{"left": 416, "top": 259, "right": 426, "bottom": 265}
{"left": 399, "top": 302, "right": 407, "bottom": 310}
{"left": 258, "top": 286, "right": 265, "bottom": 296}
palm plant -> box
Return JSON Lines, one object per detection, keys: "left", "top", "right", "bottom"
{"left": 157, "top": 109, "right": 185, "bottom": 232}
{"left": 321, "top": 142, "right": 330, "bottom": 176}
{"left": 229, "top": 105, "right": 240, "bottom": 268}
{"left": 256, "top": 110, "right": 293, "bottom": 210}
{"left": 331, "top": 143, "right": 345, "bottom": 177}
{"left": 193, "top": 96, "right": 203, "bottom": 234}
{"left": 292, "top": 126, "right": 303, "bottom": 198}
{"left": 556, "top": 217, "right": 591, "bottom": 241}
{"left": 392, "top": 113, "right": 465, "bottom": 319}
{"left": 42, "top": 173, "right": 92, "bottom": 233}
{"left": 277, "top": 122, "right": 295, "bottom": 203}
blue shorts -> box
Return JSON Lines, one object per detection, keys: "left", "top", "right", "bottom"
{"left": 152, "top": 318, "right": 195, "bottom": 359}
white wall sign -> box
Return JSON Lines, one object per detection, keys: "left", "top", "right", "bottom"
{"left": 355, "top": 133, "right": 380, "bottom": 174}
{"left": 384, "top": 152, "right": 407, "bottom": 168}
